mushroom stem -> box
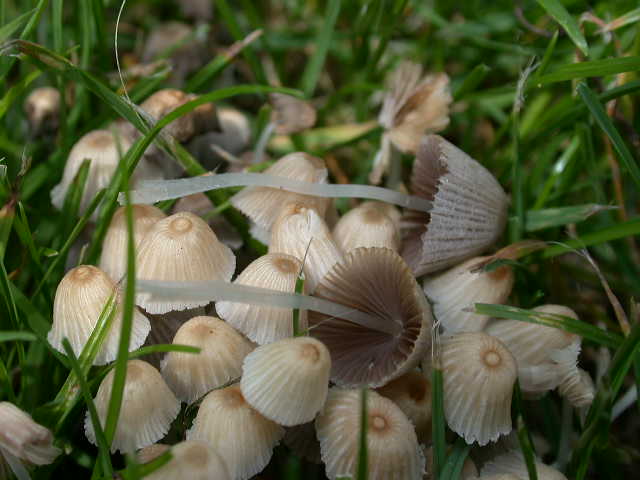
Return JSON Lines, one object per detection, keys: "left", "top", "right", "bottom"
{"left": 136, "top": 279, "right": 396, "bottom": 335}
{"left": 120, "top": 173, "right": 433, "bottom": 213}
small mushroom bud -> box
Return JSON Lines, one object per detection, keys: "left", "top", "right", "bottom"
{"left": 139, "top": 89, "right": 204, "bottom": 142}
{"left": 48, "top": 265, "right": 150, "bottom": 365}
{"left": 144, "top": 441, "right": 231, "bottom": 480}
{"left": 24, "top": 86, "right": 61, "bottom": 133}
{"left": 187, "top": 384, "right": 284, "bottom": 480}
{"left": 100, "top": 205, "right": 166, "bottom": 282}
{"left": 85, "top": 360, "right": 180, "bottom": 453}
{"left": 270, "top": 93, "right": 317, "bottom": 135}
{"left": 480, "top": 450, "right": 568, "bottom": 480}
{"left": 0, "top": 402, "right": 60, "bottom": 466}
{"left": 316, "top": 388, "right": 425, "bottom": 480}
{"left": 217, "top": 253, "right": 307, "bottom": 344}
{"left": 240, "top": 337, "right": 331, "bottom": 426}
{"left": 135, "top": 212, "right": 235, "bottom": 314}
{"left": 440, "top": 332, "right": 517, "bottom": 445}
{"left": 333, "top": 201, "right": 401, "bottom": 253}
{"left": 402, "top": 135, "right": 508, "bottom": 276}
{"left": 161, "top": 316, "right": 254, "bottom": 404}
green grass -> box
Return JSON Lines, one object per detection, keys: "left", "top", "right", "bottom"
{"left": 1, "top": 0, "right": 640, "bottom": 478}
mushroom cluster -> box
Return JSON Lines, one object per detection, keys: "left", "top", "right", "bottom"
{"left": 42, "top": 72, "right": 587, "bottom": 480}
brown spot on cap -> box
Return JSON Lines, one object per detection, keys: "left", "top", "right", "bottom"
{"left": 482, "top": 350, "right": 502, "bottom": 368}
{"left": 169, "top": 216, "right": 193, "bottom": 234}
{"left": 71, "top": 265, "right": 96, "bottom": 281}
{"left": 274, "top": 257, "right": 298, "bottom": 274}
{"left": 300, "top": 342, "right": 320, "bottom": 362}
{"left": 361, "top": 208, "right": 385, "bottom": 224}
{"left": 222, "top": 385, "right": 246, "bottom": 408}
{"left": 408, "top": 378, "right": 429, "bottom": 402}
{"left": 369, "top": 413, "right": 389, "bottom": 433}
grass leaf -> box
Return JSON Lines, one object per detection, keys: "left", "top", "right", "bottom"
{"left": 0, "top": 331, "right": 37, "bottom": 342}
{"left": 439, "top": 438, "right": 470, "bottom": 480}
{"left": 535, "top": 0, "right": 588, "bottom": 56}
{"left": 524, "top": 204, "right": 616, "bottom": 231}
{"left": 536, "top": 56, "right": 640, "bottom": 84}
{"left": 453, "top": 64, "right": 490, "bottom": 100}
{"left": 0, "top": 8, "right": 36, "bottom": 42}
{"left": 431, "top": 366, "right": 447, "bottom": 478}
{"left": 356, "top": 388, "right": 368, "bottom": 480}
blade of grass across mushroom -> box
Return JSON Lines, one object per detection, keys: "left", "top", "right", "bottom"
{"left": 355, "top": 388, "right": 368, "bottom": 480}
{"left": 474, "top": 304, "right": 623, "bottom": 349}
{"left": 62, "top": 339, "right": 113, "bottom": 478}
{"left": 513, "top": 381, "right": 538, "bottom": 480}
{"left": 135, "top": 279, "right": 396, "bottom": 335}
{"left": 431, "top": 364, "right": 447, "bottom": 479}
{"left": 439, "top": 438, "right": 471, "bottom": 480}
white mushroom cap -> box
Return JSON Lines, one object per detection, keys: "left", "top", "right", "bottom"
{"left": 231, "top": 152, "right": 330, "bottom": 231}
{"left": 240, "top": 337, "right": 331, "bottom": 426}
{"left": 309, "top": 247, "right": 432, "bottom": 387}
{"left": 423, "top": 255, "right": 514, "bottom": 333}
{"left": 50, "top": 129, "right": 159, "bottom": 219}
{"left": 315, "top": 388, "right": 425, "bottom": 480}
{"left": 85, "top": 360, "right": 180, "bottom": 453}
{"left": 270, "top": 93, "right": 317, "bottom": 135}
{"left": 145, "top": 440, "right": 231, "bottom": 480}
{"left": 402, "top": 135, "right": 508, "bottom": 276}
{"left": 139, "top": 89, "right": 200, "bottom": 142}
{"left": 48, "top": 265, "right": 150, "bottom": 365}
{"left": 24, "top": 86, "right": 61, "bottom": 131}
{"left": 161, "top": 316, "right": 254, "bottom": 404}
{"left": 557, "top": 368, "right": 595, "bottom": 408}
{"left": 135, "top": 212, "right": 235, "bottom": 314}
{"left": 99, "top": 205, "right": 166, "bottom": 282}
{"left": 187, "top": 384, "right": 284, "bottom": 480}
{"left": 333, "top": 202, "right": 401, "bottom": 253}
{"left": 0, "top": 402, "right": 60, "bottom": 465}
{"left": 217, "top": 253, "right": 307, "bottom": 344}
{"left": 480, "top": 450, "right": 567, "bottom": 480}
{"left": 269, "top": 203, "right": 343, "bottom": 293}
{"left": 440, "top": 332, "right": 517, "bottom": 445}
{"left": 137, "top": 443, "right": 170, "bottom": 464}
{"left": 376, "top": 369, "right": 432, "bottom": 441}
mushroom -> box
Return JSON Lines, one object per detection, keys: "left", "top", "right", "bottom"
{"left": 480, "top": 450, "right": 568, "bottom": 480}
{"left": 333, "top": 201, "right": 401, "bottom": 253}
{"left": 144, "top": 440, "right": 230, "bottom": 480}
{"left": 24, "top": 86, "right": 61, "bottom": 133}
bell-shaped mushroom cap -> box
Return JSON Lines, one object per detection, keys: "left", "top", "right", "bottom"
{"left": 139, "top": 89, "right": 200, "bottom": 142}
{"left": 480, "top": 451, "right": 567, "bottom": 480}
{"left": 51, "top": 130, "right": 158, "bottom": 217}
{"left": 557, "top": 368, "right": 594, "bottom": 408}
{"left": 145, "top": 440, "right": 231, "bottom": 480}
{"left": 333, "top": 202, "right": 401, "bottom": 253}
{"left": 270, "top": 93, "right": 317, "bottom": 135}
{"left": 401, "top": 135, "right": 508, "bottom": 276}
{"left": 230, "top": 152, "right": 330, "bottom": 231}
{"left": 48, "top": 265, "right": 150, "bottom": 365}
{"left": 25, "top": 86, "right": 61, "bottom": 132}
{"left": 0, "top": 402, "right": 61, "bottom": 465}
{"left": 316, "top": 388, "right": 425, "bottom": 480}
{"left": 440, "top": 332, "right": 517, "bottom": 445}
{"left": 85, "top": 360, "right": 180, "bottom": 453}
{"left": 187, "top": 384, "right": 284, "bottom": 480}
{"left": 161, "top": 316, "right": 254, "bottom": 404}
{"left": 241, "top": 337, "right": 331, "bottom": 426}
{"left": 423, "top": 256, "right": 514, "bottom": 333}
{"left": 484, "top": 305, "right": 580, "bottom": 394}
{"left": 376, "top": 369, "right": 432, "bottom": 441}
{"left": 135, "top": 211, "right": 235, "bottom": 314}
{"left": 283, "top": 422, "right": 322, "bottom": 464}
{"left": 100, "top": 205, "right": 166, "bottom": 282}
{"left": 309, "top": 247, "right": 432, "bottom": 387}
{"left": 217, "top": 253, "right": 307, "bottom": 344}
{"left": 270, "top": 203, "right": 343, "bottom": 293}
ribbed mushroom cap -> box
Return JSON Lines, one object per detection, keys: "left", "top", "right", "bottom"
{"left": 187, "top": 384, "right": 284, "bottom": 480}
{"left": 145, "top": 440, "right": 231, "bottom": 480}
{"left": 135, "top": 212, "right": 235, "bottom": 314}
{"left": 401, "top": 135, "right": 508, "bottom": 276}
{"left": 0, "top": 402, "right": 61, "bottom": 465}
{"left": 283, "top": 422, "right": 322, "bottom": 464}
{"left": 161, "top": 316, "right": 254, "bottom": 404}
{"left": 25, "top": 86, "right": 61, "bottom": 131}
{"left": 376, "top": 369, "right": 432, "bottom": 441}
{"left": 217, "top": 253, "right": 307, "bottom": 344}
{"left": 333, "top": 202, "right": 401, "bottom": 253}
{"left": 139, "top": 89, "right": 199, "bottom": 142}
{"left": 309, "top": 247, "right": 432, "bottom": 387}
{"left": 100, "top": 205, "right": 166, "bottom": 282}
{"left": 557, "top": 368, "right": 595, "bottom": 408}
{"left": 440, "top": 332, "right": 517, "bottom": 445}
{"left": 48, "top": 265, "right": 150, "bottom": 365}
{"left": 270, "top": 203, "right": 343, "bottom": 293}
{"left": 484, "top": 305, "right": 580, "bottom": 394}
{"left": 230, "top": 152, "right": 330, "bottom": 231}
{"left": 480, "top": 451, "right": 567, "bottom": 480}
{"left": 85, "top": 360, "right": 180, "bottom": 453}
{"left": 316, "top": 388, "right": 425, "bottom": 480}
{"left": 423, "top": 256, "right": 514, "bottom": 333}
{"left": 270, "top": 93, "right": 317, "bottom": 135}
{"left": 137, "top": 443, "right": 170, "bottom": 464}
{"left": 51, "top": 130, "right": 158, "bottom": 217}
{"left": 241, "top": 337, "right": 331, "bottom": 426}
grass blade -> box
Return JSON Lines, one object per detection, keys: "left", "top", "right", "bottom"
{"left": 431, "top": 366, "right": 447, "bottom": 479}
{"left": 536, "top": 56, "right": 640, "bottom": 84}
{"left": 524, "top": 204, "right": 616, "bottom": 231}
{"left": 0, "top": 331, "right": 37, "bottom": 342}
{"left": 439, "top": 438, "right": 470, "bottom": 480}
{"left": 474, "top": 303, "right": 623, "bottom": 348}
{"left": 577, "top": 82, "right": 640, "bottom": 190}
{"left": 453, "top": 64, "right": 490, "bottom": 100}
{"left": 356, "top": 388, "right": 368, "bottom": 480}
{"left": 0, "top": 8, "right": 36, "bottom": 42}
{"left": 300, "top": 0, "right": 342, "bottom": 97}
{"left": 536, "top": 0, "right": 588, "bottom": 56}
{"left": 0, "top": 69, "right": 40, "bottom": 120}
{"left": 533, "top": 30, "right": 559, "bottom": 82}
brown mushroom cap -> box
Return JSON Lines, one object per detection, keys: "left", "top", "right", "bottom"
{"left": 309, "top": 247, "right": 432, "bottom": 387}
